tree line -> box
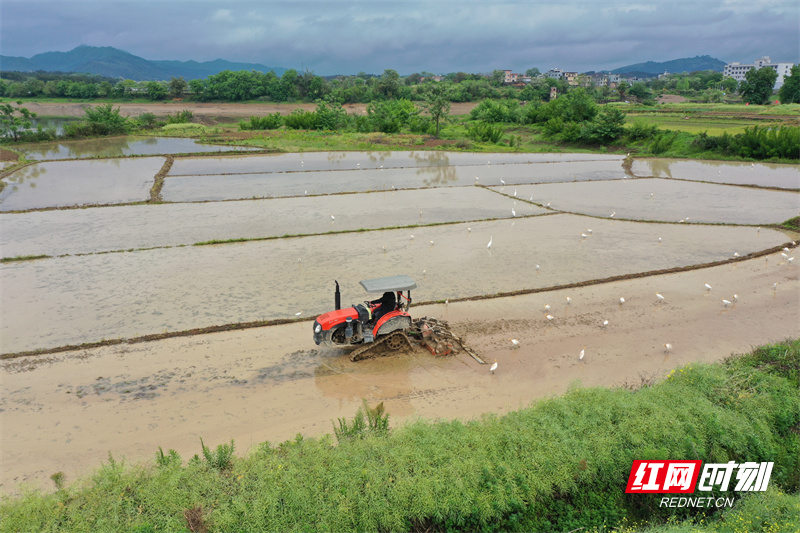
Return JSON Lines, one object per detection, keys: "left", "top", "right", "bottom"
{"left": 2, "top": 65, "right": 798, "bottom": 105}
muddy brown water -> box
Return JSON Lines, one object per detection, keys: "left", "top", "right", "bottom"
{"left": 631, "top": 159, "right": 800, "bottom": 189}
{"left": 1, "top": 188, "right": 543, "bottom": 257}
{"left": 1, "top": 215, "right": 789, "bottom": 354}
{"left": 12, "top": 136, "right": 261, "bottom": 161}
{"left": 2, "top": 256, "right": 798, "bottom": 494}
{"left": 0, "top": 158, "right": 164, "bottom": 211}
{"left": 505, "top": 179, "right": 800, "bottom": 225}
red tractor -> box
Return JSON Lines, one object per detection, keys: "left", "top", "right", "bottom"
{"left": 313, "top": 275, "right": 417, "bottom": 360}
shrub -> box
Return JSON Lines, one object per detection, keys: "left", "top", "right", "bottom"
{"left": 649, "top": 132, "right": 679, "bottom": 154}
{"left": 627, "top": 121, "right": 660, "bottom": 140}
{"left": 200, "top": 438, "right": 234, "bottom": 471}
{"left": 165, "top": 110, "right": 193, "bottom": 124}
{"left": 469, "top": 98, "right": 515, "bottom": 123}
{"left": 466, "top": 121, "right": 504, "bottom": 143}
{"left": 367, "top": 99, "right": 418, "bottom": 133}
{"left": 283, "top": 109, "right": 319, "bottom": 130}
{"left": 333, "top": 400, "right": 390, "bottom": 442}
{"left": 314, "top": 100, "right": 348, "bottom": 130}
{"left": 239, "top": 113, "right": 283, "bottom": 130}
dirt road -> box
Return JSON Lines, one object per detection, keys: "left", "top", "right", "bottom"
{"left": 2, "top": 254, "right": 798, "bottom": 494}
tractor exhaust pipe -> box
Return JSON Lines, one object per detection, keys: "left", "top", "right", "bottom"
{"left": 335, "top": 280, "right": 341, "bottom": 310}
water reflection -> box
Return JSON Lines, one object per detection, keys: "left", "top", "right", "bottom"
{"left": 631, "top": 159, "right": 800, "bottom": 189}
{"left": 0, "top": 158, "right": 163, "bottom": 211}
{"left": 168, "top": 151, "right": 624, "bottom": 176}
{"left": 13, "top": 136, "right": 261, "bottom": 161}
{"left": 1, "top": 216, "right": 786, "bottom": 354}
{"left": 1, "top": 188, "right": 540, "bottom": 257}
{"left": 507, "top": 179, "right": 800, "bottom": 225}
{"left": 162, "top": 160, "right": 627, "bottom": 202}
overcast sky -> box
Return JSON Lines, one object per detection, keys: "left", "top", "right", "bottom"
{"left": 2, "top": 0, "right": 798, "bottom": 75}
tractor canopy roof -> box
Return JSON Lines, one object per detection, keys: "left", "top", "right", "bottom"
{"left": 359, "top": 275, "right": 417, "bottom": 293}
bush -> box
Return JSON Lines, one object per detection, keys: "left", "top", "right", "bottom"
{"left": 314, "top": 100, "right": 348, "bottom": 131}
{"left": 627, "top": 121, "right": 660, "bottom": 141}
{"left": 466, "top": 121, "right": 504, "bottom": 143}
{"left": 649, "top": 132, "right": 679, "bottom": 154}
{"left": 367, "top": 99, "right": 418, "bottom": 133}
{"left": 240, "top": 113, "right": 284, "bottom": 130}
{"left": 469, "top": 99, "right": 515, "bottom": 123}
{"left": 165, "top": 110, "right": 193, "bottom": 124}
{"left": 283, "top": 109, "right": 319, "bottom": 130}
{"left": 726, "top": 125, "right": 799, "bottom": 160}
{"left": 63, "top": 103, "right": 130, "bottom": 138}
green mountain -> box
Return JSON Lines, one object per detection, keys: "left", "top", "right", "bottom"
{"left": 0, "top": 45, "right": 287, "bottom": 81}
{"left": 611, "top": 55, "right": 726, "bottom": 76}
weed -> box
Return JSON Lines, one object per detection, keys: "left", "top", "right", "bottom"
{"left": 200, "top": 438, "right": 235, "bottom": 471}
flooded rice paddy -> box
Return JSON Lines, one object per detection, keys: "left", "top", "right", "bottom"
{"left": 13, "top": 136, "right": 261, "bottom": 161}
{"left": 631, "top": 158, "right": 800, "bottom": 189}
{"left": 504, "top": 179, "right": 799, "bottom": 225}
{"left": 0, "top": 149, "right": 797, "bottom": 354}
{"left": 168, "top": 151, "right": 624, "bottom": 175}
{"left": 0, "top": 158, "right": 164, "bottom": 211}
{"left": 1, "top": 215, "right": 787, "bottom": 354}
{"left": 1, "top": 188, "right": 543, "bottom": 257}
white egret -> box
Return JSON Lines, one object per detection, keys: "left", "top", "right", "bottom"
{"left": 410, "top": 234, "right": 414, "bottom": 240}
{"left": 656, "top": 293, "right": 665, "bottom": 303}
{"left": 664, "top": 343, "right": 672, "bottom": 353}
{"left": 783, "top": 247, "right": 790, "bottom": 252}
{"left": 500, "top": 178, "right": 505, "bottom": 185}
{"left": 733, "top": 252, "right": 740, "bottom": 257}
{"left": 722, "top": 298, "right": 732, "bottom": 308}
{"left": 781, "top": 252, "right": 788, "bottom": 259}
{"left": 788, "top": 256, "right": 795, "bottom": 263}
{"left": 546, "top": 314, "right": 554, "bottom": 321}
{"left": 295, "top": 311, "right": 302, "bottom": 316}
{"left": 544, "top": 304, "right": 550, "bottom": 310}
{"left": 430, "top": 240, "right": 434, "bottom": 247}
{"left": 602, "top": 320, "right": 609, "bottom": 328}
{"left": 535, "top": 264, "right": 540, "bottom": 271}
{"left": 331, "top": 215, "right": 335, "bottom": 221}
{"left": 619, "top": 297, "right": 625, "bottom": 304}
{"left": 512, "top": 208, "right": 516, "bottom": 217}
{"left": 565, "top": 296, "right": 571, "bottom": 305}
{"left": 510, "top": 338, "right": 520, "bottom": 347}
{"left": 514, "top": 188, "right": 517, "bottom": 197}
{"left": 579, "top": 348, "right": 585, "bottom": 361}
{"left": 733, "top": 294, "right": 738, "bottom": 302}
{"left": 490, "top": 360, "right": 498, "bottom": 373}
{"left": 304, "top": 190, "right": 307, "bottom": 196}
{"left": 581, "top": 233, "right": 588, "bottom": 238}
{"left": 658, "top": 237, "right": 662, "bottom": 242}
{"left": 468, "top": 227, "right": 472, "bottom": 233}
{"left": 773, "top": 282, "right": 778, "bottom": 290}
{"left": 487, "top": 236, "right": 493, "bottom": 249}
{"left": 705, "top": 283, "right": 712, "bottom": 291}
{"left": 610, "top": 211, "right": 616, "bottom": 218}
{"left": 445, "top": 300, "right": 449, "bottom": 306}
{"left": 587, "top": 229, "right": 592, "bottom": 234}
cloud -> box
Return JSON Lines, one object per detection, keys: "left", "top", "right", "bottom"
{"left": 211, "top": 9, "right": 234, "bottom": 23}
{"left": 1, "top": 0, "right": 797, "bottom": 75}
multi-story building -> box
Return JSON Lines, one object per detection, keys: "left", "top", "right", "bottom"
{"left": 723, "top": 57, "right": 794, "bottom": 89}
{"left": 545, "top": 68, "right": 565, "bottom": 80}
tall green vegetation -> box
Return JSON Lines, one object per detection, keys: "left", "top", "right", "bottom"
{"left": 739, "top": 66, "right": 779, "bottom": 105}
{"left": 779, "top": 64, "right": 800, "bottom": 104}
{"left": 1, "top": 340, "right": 797, "bottom": 532}
{"left": 62, "top": 103, "right": 130, "bottom": 138}
{"left": 0, "top": 100, "right": 36, "bottom": 142}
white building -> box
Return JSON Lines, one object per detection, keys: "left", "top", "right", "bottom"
{"left": 723, "top": 57, "right": 794, "bottom": 89}
{"left": 545, "top": 68, "right": 565, "bottom": 80}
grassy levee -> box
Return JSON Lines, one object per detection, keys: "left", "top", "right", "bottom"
{"left": 1, "top": 340, "right": 798, "bottom": 532}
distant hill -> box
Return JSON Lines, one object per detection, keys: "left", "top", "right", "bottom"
{"left": 0, "top": 45, "right": 287, "bottom": 81}
{"left": 611, "top": 55, "right": 726, "bottom": 76}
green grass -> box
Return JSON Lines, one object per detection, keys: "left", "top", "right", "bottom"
{"left": 2, "top": 339, "right": 797, "bottom": 532}
{"left": 0, "top": 254, "right": 51, "bottom": 263}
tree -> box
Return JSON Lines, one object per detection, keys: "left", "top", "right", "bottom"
{"left": 525, "top": 67, "right": 540, "bottom": 77}
{"left": 377, "top": 69, "right": 400, "bottom": 99}
{"left": 721, "top": 76, "right": 739, "bottom": 94}
{"left": 169, "top": 77, "right": 188, "bottom": 99}
{"left": 617, "top": 81, "right": 630, "bottom": 100}
{"left": 628, "top": 82, "right": 652, "bottom": 100}
{"left": 420, "top": 83, "right": 451, "bottom": 137}
{"left": 0, "top": 101, "right": 36, "bottom": 141}
{"left": 144, "top": 81, "right": 168, "bottom": 101}
{"left": 778, "top": 65, "right": 800, "bottom": 104}
{"left": 739, "top": 66, "right": 778, "bottom": 105}
{"left": 489, "top": 70, "right": 505, "bottom": 86}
